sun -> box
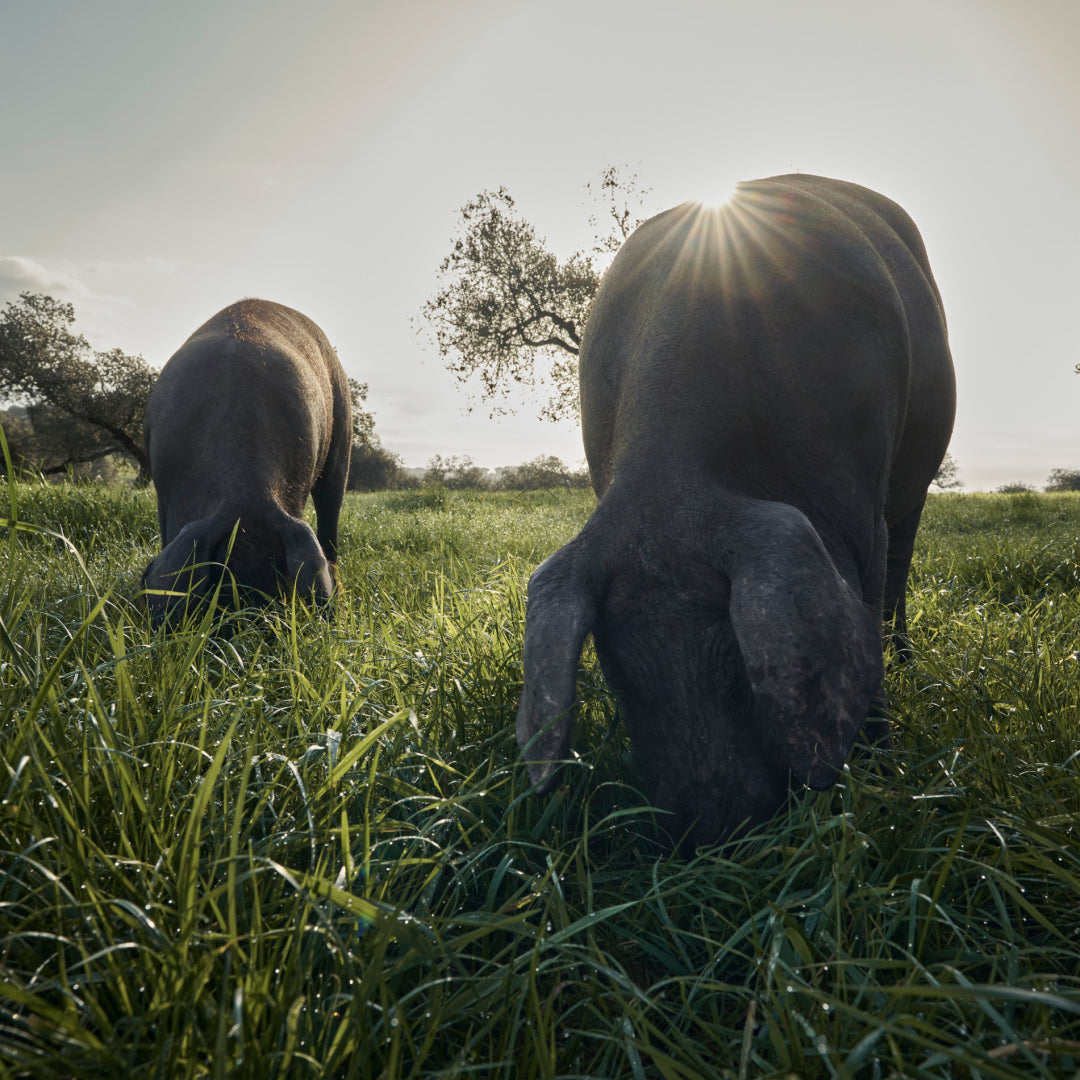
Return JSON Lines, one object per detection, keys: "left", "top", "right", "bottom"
{"left": 715, "top": 180, "right": 741, "bottom": 208}
{"left": 691, "top": 178, "right": 741, "bottom": 213}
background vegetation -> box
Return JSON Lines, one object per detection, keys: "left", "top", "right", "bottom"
{"left": 1, "top": 481, "right": 1079, "bottom": 1078}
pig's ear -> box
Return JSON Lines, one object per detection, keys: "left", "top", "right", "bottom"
{"left": 714, "top": 499, "right": 884, "bottom": 787}
{"left": 516, "top": 540, "right": 601, "bottom": 792}
{"left": 278, "top": 514, "right": 333, "bottom": 602}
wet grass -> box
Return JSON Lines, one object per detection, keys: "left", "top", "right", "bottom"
{"left": 1, "top": 481, "right": 1078, "bottom": 1077}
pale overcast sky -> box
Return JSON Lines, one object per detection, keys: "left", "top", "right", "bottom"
{"left": 2, "top": 0, "right": 1077, "bottom": 489}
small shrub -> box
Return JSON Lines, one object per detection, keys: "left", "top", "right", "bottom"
{"left": 1045, "top": 467, "right": 1080, "bottom": 492}
{"left": 496, "top": 453, "right": 591, "bottom": 490}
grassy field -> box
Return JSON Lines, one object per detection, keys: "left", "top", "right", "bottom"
{"left": 1, "top": 479, "right": 1079, "bottom": 1078}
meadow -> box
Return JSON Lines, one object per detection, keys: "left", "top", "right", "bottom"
{"left": 1, "top": 479, "right": 1079, "bottom": 1079}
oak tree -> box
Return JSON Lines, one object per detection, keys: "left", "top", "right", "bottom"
{"left": 420, "top": 167, "right": 653, "bottom": 422}
{"left": 0, "top": 293, "right": 155, "bottom": 479}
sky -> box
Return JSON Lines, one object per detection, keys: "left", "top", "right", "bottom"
{"left": 1, "top": 0, "right": 1078, "bottom": 490}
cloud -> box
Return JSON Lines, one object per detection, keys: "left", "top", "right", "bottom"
{"left": 0, "top": 255, "right": 178, "bottom": 351}
{"left": 0, "top": 255, "right": 83, "bottom": 300}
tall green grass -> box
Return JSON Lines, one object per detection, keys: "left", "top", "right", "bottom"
{"left": 1, "top": 481, "right": 1078, "bottom": 1078}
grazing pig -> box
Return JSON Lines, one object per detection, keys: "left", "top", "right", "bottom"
{"left": 517, "top": 174, "right": 955, "bottom": 848}
{"left": 141, "top": 299, "right": 352, "bottom": 625}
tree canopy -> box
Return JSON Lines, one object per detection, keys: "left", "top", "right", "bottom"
{"left": 1045, "top": 467, "right": 1080, "bottom": 492}
{"left": 931, "top": 451, "right": 963, "bottom": 491}
{"left": 420, "top": 167, "right": 653, "bottom": 422}
{"left": 0, "top": 293, "right": 155, "bottom": 479}
{"left": 496, "top": 453, "right": 589, "bottom": 491}
{"left": 347, "top": 377, "right": 377, "bottom": 447}
{"left": 424, "top": 454, "right": 490, "bottom": 490}
{"left": 345, "top": 377, "right": 411, "bottom": 491}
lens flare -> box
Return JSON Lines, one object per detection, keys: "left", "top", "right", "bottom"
{"left": 694, "top": 180, "right": 740, "bottom": 212}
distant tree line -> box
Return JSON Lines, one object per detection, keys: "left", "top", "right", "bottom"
{"left": 933, "top": 453, "right": 1080, "bottom": 495}
{"left": 349, "top": 452, "right": 592, "bottom": 493}
{"left": 419, "top": 453, "right": 590, "bottom": 491}
{"left": 996, "top": 469, "right": 1080, "bottom": 493}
